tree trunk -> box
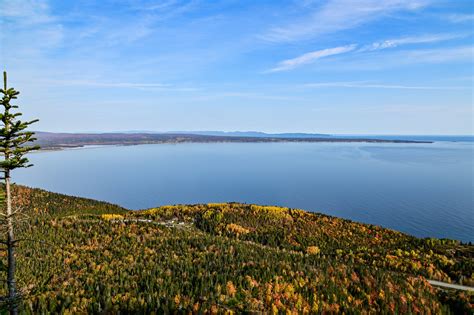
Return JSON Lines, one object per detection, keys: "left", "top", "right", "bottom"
{"left": 5, "top": 171, "right": 17, "bottom": 315}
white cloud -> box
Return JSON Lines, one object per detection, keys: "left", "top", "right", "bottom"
{"left": 38, "top": 79, "right": 201, "bottom": 92}
{"left": 53, "top": 80, "right": 169, "bottom": 88}
{"left": 261, "top": 0, "right": 430, "bottom": 42}
{"left": 82, "top": 1, "right": 200, "bottom": 46}
{"left": 400, "top": 46, "right": 473, "bottom": 63}
{"left": 445, "top": 14, "right": 474, "bottom": 23}
{"left": 206, "top": 92, "right": 301, "bottom": 101}
{"left": 0, "top": 0, "right": 64, "bottom": 59}
{"left": 359, "top": 33, "right": 467, "bottom": 52}
{"left": 267, "top": 35, "right": 471, "bottom": 73}
{"left": 0, "top": 0, "right": 53, "bottom": 24}
{"left": 268, "top": 44, "right": 356, "bottom": 72}
{"left": 128, "top": 0, "right": 200, "bottom": 26}
{"left": 303, "top": 81, "right": 469, "bottom": 90}
{"left": 137, "top": 0, "right": 180, "bottom": 11}
{"left": 313, "top": 45, "right": 474, "bottom": 71}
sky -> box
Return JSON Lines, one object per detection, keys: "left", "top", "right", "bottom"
{"left": 0, "top": 0, "right": 473, "bottom": 135}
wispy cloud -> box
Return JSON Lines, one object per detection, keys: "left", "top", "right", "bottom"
{"left": 261, "top": 0, "right": 430, "bottom": 42}
{"left": 303, "top": 81, "right": 470, "bottom": 90}
{"left": 0, "top": 0, "right": 54, "bottom": 24}
{"left": 359, "top": 33, "right": 468, "bottom": 51}
{"left": 41, "top": 79, "right": 200, "bottom": 92}
{"left": 0, "top": 0, "right": 63, "bottom": 57}
{"left": 312, "top": 45, "right": 474, "bottom": 72}
{"left": 268, "top": 45, "right": 356, "bottom": 72}
{"left": 133, "top": 0, "right": 198, "bottom": 15}
{"left": 135, "top": 0, "right": 180, "bottom": 11}
{"left": 207, "top": 92, "right": 301, "bottom": 101}
{"left": 54, "top": 80, "right": 169, "bottom": 88}
{"left": 400, "top": 45, "right": 473, "bottom": 63}
{"left": 444, "top": 14, "right": 474, "bottom": 23}
{"left": 337, "top": 104, "right": 471, "bottom": 114}
{"left": 268, "top": 33, "right": 470, "bottom": 73}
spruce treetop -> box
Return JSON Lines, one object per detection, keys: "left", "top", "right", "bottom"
{"left": 0, "top": 71, "right": 39, "bottom": 172}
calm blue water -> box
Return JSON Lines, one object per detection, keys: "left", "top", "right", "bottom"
{"left": 15, "top": 141, "right": 474, "bottom": 242}
{"left": 334, "top": 135, "right": 474, "bottom": 142}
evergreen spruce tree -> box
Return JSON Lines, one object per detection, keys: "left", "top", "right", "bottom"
{"left": 0, "top": 72, "right": 39, "bottom": 314}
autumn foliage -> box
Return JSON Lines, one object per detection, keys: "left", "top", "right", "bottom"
{"left": 1, "top": 186, "right": 472, "bottom": 313}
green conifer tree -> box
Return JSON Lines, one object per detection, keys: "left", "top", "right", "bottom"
{"left": 0, "top": 71, "right": 39, "bottom": 314}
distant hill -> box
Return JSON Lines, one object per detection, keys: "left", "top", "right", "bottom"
{"left": 33, "top": 131, "right": 430, "bottom": 150}
{"left": 100, "top": 130, "right": 331, "bottom": 138}
{"left": 166, "top": 131, "right": 331, "bottom": 138}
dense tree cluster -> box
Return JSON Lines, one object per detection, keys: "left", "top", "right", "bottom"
{"left": 0, "top": 186, "right": 472, "bottom": 313}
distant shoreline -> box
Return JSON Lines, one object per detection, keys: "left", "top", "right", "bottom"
{"left": 33, "top": 132, "right": 432, "bottom": 151}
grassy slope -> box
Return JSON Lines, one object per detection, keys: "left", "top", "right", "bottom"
{"left": 3, "top": 186, "right": 473, "bottom": 313}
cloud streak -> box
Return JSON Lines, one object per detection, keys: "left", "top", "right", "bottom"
{"left": 303, "top": 81, "right": 470, "bottom": 90}
{"left": 261, "top": 0, "right": 430, "bottom": 43}
{"left": 359, "top": 33, "right": 468, "bottom": 51}
{"left": 41, "top": 80, "right": 200, "bottom": 92}
{"left": 400, "top": 46, "right": 473, "bottom": 64}
{"left": 0, "top": 0, "right": 54, "bottom": 24}
{"left": 445, "top": 14, "right": 474, "bottom": 23}
{"left": 0, "top": 0, "right": 63, "bottom": 58}
{"left": 268, "top": 33, "right": 469, "bottom": 72}
{"left": 268, "top": 45, "right": 356, "bottom": 72}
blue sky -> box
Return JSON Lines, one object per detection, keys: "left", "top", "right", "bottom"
{"left": 1, "top": 0, "right": 473, "bottom": 134}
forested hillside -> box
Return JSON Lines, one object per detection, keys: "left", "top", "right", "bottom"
{"left": 2, "top": 186, "right": 472, "bottom": 313}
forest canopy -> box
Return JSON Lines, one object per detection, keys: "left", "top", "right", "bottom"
{"left": 1, "top": 185, "right": 471, "bottom": 313}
